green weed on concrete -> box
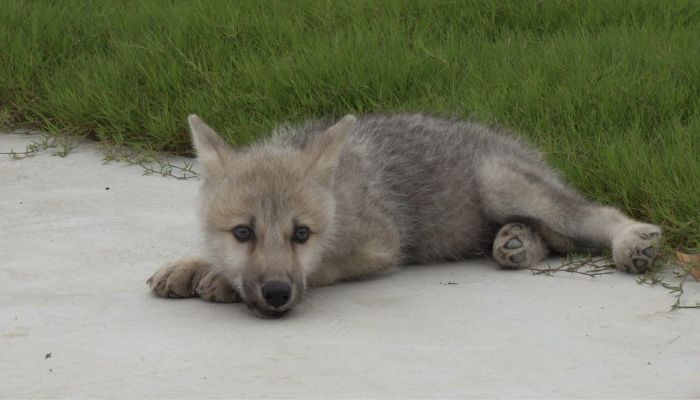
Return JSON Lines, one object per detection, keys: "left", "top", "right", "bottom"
{"left": 0, "top": 0, "right": 698, "bottom": 249}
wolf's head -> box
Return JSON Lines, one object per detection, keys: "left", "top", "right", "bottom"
{"left": 188, "top": 114, "right": 356, "bottom": 318}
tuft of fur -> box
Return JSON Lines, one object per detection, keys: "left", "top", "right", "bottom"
{"left": 148, "top": 113, "right": 662, "bottom": 317}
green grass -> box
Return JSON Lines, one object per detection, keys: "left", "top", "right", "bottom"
{"left": 1, "top": 0, "right": 698, "bottom": 249}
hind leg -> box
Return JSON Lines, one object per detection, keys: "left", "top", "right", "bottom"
{"left": 479, "top": 156, "right": 661, "bottom": 273}
{"left": 492, "top": 223, "right": 549, "bottom": 268}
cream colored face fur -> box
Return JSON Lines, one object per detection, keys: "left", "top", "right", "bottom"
{"left": 189, "top": 115, "right": 353, "bottom": 317}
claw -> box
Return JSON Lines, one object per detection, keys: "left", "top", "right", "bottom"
{"left": 640, "top": 231, "right": 661, "bottom": 240}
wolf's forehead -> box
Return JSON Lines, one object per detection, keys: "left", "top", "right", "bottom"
{"left": 234, "top": 168, "right": 304, "bottom": 199}
{"left": 213, "top": 151, "right": 326, "bottom": 211}
{"left": 224, "top": 175, "right": 328, "bottom": 222}
{"left": 232, "top": 152, "right": 305, "bottom": 181}
{"left": 221, "top": 175, "right": 311, "bottom": 214}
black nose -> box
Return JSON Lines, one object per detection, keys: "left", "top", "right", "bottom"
{"left": 261, "top": 281, "right": 291, "bottom": 308}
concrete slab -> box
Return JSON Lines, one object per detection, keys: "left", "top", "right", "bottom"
{"left": 1, "top": 132, "right": 698, "bottom": 399}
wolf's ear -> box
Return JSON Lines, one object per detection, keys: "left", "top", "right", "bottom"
{"left": 188, "top": 114, "right": 233, "bottom": 177}
{"left": 306, "top": 114, "right": 356, "bottom": 186}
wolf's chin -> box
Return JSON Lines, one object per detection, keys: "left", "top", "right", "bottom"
{"left": 253, "top": 307, "right": 289, "bottom": 319}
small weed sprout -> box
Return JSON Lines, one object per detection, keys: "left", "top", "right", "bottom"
{"left": 637, "top": 261, "right": 700, "bottom": 310}
{"left": 526, "top": 252, "right": 700, "bottom": 310}
{"left": 526, "top": 255, "right": 617, "bottom": 278}
{"left": 102, "top": 145, "right": 198, "bottom": 180}
{"left": 0, "top": 135, "right": 75, "bottom": 159}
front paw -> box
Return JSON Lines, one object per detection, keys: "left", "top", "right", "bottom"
{"left": 147, "top": 258, "right": 211, "bottom": 298}
{"left": 195, "top": 272, "right": 240, "bottom": 303}
{"left": 612, "top": 224, "right": 662, "bottom": 273}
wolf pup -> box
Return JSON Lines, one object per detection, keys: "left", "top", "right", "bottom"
{"left": 147, "top": 114, "right": 661, "bottom": 318}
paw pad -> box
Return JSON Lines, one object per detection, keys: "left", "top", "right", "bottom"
{"left": 612, "top": 224, "right": 662, "bottom": 273}
{"left": 633, "top": 258, "right": 648, "bottom": 270}
{"left": 505, "top": 238, "right": 523, "bottom": 249}
{"left": 509, "top": 251, "right": 526, "bottom": 263}
{"left": 642, "top": 246, "right": 657, "bottom": 258}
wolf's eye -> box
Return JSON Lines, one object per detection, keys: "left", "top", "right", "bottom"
{"left": 292, "top": 226, "right": 310, "bottom": 243}
{"left": 233, "top": 225, "right": 254, "bottom": 242}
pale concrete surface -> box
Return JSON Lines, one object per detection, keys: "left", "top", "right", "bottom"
{"left": 1, "top": 132, "right": 698, "bottom": 399}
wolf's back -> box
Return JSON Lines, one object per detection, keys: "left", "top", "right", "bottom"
{"left": 273, "top": 114, "right": 551, "bottom": 262}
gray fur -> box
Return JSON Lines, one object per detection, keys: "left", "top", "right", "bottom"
{"left": 148, "top": 113, "right": 662, "bottom": 318}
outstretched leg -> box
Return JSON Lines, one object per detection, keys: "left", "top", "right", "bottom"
{"left": 147, "top": 257, "right": 240, "bottom": 303}
{"left": 479, "top": 156, "right": 661, "bottom": 273}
